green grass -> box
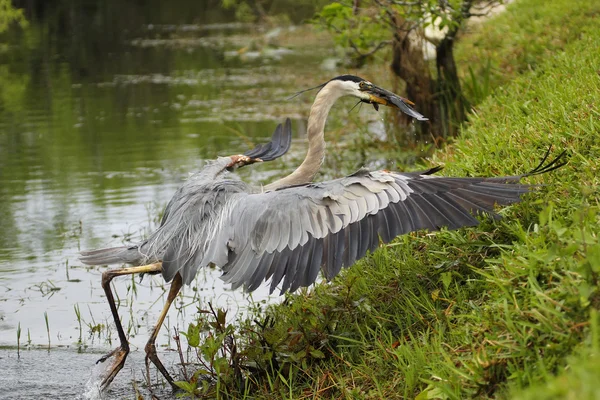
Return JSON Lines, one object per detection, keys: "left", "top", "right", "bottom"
{"left": 178, "top": 0, "right": 600, "bottom": 398}
{"left": 456, "top": 0, "right": 600, "bottom": 106}
{"left": 510, "top": 320, "right": 600, "bottom": 400}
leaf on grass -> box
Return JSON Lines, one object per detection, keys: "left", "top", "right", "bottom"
{"left": 416, "top": 385, "right": 450, "bottom": 400}
{"left": 310, "top": 349, "right": 325, "bottom": 359}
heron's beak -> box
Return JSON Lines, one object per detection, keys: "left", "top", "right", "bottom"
{"left": 364, "top": 85, "right": 428, "bottom": 121}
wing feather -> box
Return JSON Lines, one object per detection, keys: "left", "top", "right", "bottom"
{"left": 268, "top": 249, "right": 290, "bottom": 293}
{"left": 346, "top": 221, "right": 360, "bottom": 266}
{"left": 281, "top": 246, "right": 302, "bottom": 294}
{"left": 305, "top": 238, "right": 324, "bottom": 288}
{"left": 293, "top": 237, "right": 315, "bottom": 291}
{"left": 246, "top": 251, "right": 275, "bottom": 292}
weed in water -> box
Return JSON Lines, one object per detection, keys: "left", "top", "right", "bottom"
{"left": 173, "top": 327, "right": 189, "bottom": 382}
{"left": 33, "top": 280, "right": 61, "bottom": 298}
{"left": 44, "top": 311, "right": 50, "bottom": 351}
{"left": 17, "top": 322, "right": 21, "bottom": 359}
{"left": 74, "top": 303, "right": 83, "bottom": 347}
{"left": 65, "top": 260, "right": 82, "bottom": 283}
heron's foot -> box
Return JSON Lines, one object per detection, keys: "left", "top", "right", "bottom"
{"left": 145, "top": 342, "right": 177, "bottom": 389}
{"left": 97, "top": 345, "right": 129, "bottom": 390}
{"left": 96, "top": 347, "right": 119, "bottom": 364}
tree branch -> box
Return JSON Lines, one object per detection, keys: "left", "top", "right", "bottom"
{"left": 389, "top": 0, "right": 422, "bottom": 6}
{"left": 348, "top": 39, "right": 393, "bottom": 58}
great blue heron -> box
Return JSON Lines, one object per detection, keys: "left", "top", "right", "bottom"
{"left": 81, "top": 75, "right": 565, "bottom": 390}
{"left": 81, "top": 118, "right": 294, "bottom": 390}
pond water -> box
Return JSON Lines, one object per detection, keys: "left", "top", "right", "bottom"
{"left": 0, "top": 1, "right": 402, "bottom": 398}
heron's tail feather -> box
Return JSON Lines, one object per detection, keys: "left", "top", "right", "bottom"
{"left": 80, "top": 246, "right": 141, "bottom": 265}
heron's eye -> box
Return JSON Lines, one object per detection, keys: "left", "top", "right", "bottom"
{"left": 359, "top": 81, "right": 373, "bottom": 91}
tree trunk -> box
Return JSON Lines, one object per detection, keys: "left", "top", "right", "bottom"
{"left": 388, "top": 14, "right": 469, "bottom": 143}
{"left": 390, "top": 32, "right": 434, "bottom": 145}
{"left": 435, "top": 36, "right": 466, "bottom": 137}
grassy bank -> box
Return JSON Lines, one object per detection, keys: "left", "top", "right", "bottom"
{"left": 456, "top": 0, "right": 600, "bottom": 106}
{"left": 177, "top": 0, "right": 600, "bottom": 398}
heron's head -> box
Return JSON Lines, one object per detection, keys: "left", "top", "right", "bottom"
{"left": 320, "top": 75, "right": 428, "bottom": 121}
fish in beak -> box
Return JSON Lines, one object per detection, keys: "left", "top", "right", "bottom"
{"left": 362, "top": 83, "right": 429, "bottom": 121}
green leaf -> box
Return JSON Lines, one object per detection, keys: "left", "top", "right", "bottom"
{"left": 174, "top": 380, "right": 196, "bottom": 394}
{"left": 310, "top": 349, "right": 325, "bottom": 359}
{"left": 213, "top": 356, "right": 229, "bottom": 373}
{"left": 217, "top": 308, "right": 227, "bottom": 326}
{"left": 441, "top": 272, "right": 452, "bottom": 290}
{"left": 416, "top": 384, "right": 451, "bottom": 399}
{"left": 184, "top": 322, "right": 200, "bottom": 348}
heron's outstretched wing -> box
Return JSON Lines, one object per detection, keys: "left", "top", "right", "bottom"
{"left": 244, "top": 118, "right": 292, "bottom": 161}
{"left": 208, "top": 152, "right": 565, "bottom": 294}
{"left": 209, "top": 171, "right": 524, "bottom": 294}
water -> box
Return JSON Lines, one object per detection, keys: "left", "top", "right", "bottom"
{"left": 0, "top": 348, "right": 179, "bottom": 399}
{"left": 0, "top": 2, "right": 346, "bottom": 398}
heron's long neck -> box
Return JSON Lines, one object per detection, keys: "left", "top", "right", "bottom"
{"left": 265, "top": 86, "right": 341, "bottom": 190}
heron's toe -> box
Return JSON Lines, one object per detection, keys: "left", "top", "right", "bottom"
{"left": 98, "top": 346, "right": 129, "bottom": 390}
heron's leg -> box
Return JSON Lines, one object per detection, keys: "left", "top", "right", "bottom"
{"left": 98, "top": 263, "right": 162, "bottom": 390}
{"left": 144, "top": 272, "right": 183, "bottom": 388}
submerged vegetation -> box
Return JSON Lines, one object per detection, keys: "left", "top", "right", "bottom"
{"left": 174, "top": 0, "right": 600, "bottom": 398}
